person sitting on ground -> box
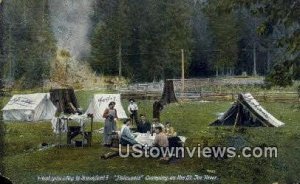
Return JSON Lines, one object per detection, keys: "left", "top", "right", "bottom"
{"left": 151, "top": 118, "right": 164, "bottom": 134}
{"left": 120, "top": 119, "right": 139, "bottom": 146}
{"left": 164, "top": 122, "right": 177, "bottom": 136}
{"left": 153, "top": 126, "right": 169, "bottom": 160}
{"left": 137, "top": 114, "right": 151, "bottom": 133}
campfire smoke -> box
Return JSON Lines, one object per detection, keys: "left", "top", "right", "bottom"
{"left": 48, "top": 0, "right": 93, "bottom": 59}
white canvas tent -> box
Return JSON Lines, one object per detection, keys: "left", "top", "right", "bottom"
{"left": 2, "top": 93, "right": 57, "bottom": 121}
{"left": 85, "top": 94, "right": 128, "bottom": 121}
{"left": 210, "top": 93, "right": 285, "bottom": 127}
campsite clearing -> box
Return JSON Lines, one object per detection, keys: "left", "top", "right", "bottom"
{"left": 1, "top": 90, "right": 300, "bottom": 183}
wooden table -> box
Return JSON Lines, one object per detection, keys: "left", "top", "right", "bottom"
{"left": 57, "top": 114, "right": 94, "bottom": 147}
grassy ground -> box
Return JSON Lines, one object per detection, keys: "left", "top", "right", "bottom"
{"left": 1, "top": 91, "right": 300, "bottom": 183}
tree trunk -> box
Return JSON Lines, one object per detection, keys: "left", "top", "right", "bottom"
{"left": 49, "top": 88, "right": 79, "bottom": 114}
{"left": 0, "top": 93, "right": 4, "bottom": 175}
{"left": 118, "top": 42, "right": 122, "bottom": 77}
{"left": 160, "top": 80, "right": 177, "bottom": 105}
{"left": 253, "top": 42, "right": 257, "bottom": 76}
{"left": 181, "top": 49, "right": 185, "bottom": 93}
{"left": 297, "top": 85, "right": 300, "bottom": 103}
{"left": 0, "top": 1, "right": 4, "bottom": 173}
{"left": 222, "top": 66, "right": 225, "bottom": 76}
{"left": 267, "top": 50, "right": 271, "bottom": 73}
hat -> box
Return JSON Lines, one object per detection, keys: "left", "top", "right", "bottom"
{"left": 109, "top": 101, "right": 115, "bottom": 106}
{"left": 155, "top": 123, "right": 165, "bottom": 129}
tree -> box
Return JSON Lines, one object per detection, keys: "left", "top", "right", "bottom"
{"left": 89, "top": 0, "right": 193, "bottom": 82}
{"left": 216, "top": 0, "right": 300, "bottom": 85}
{"left": 0, "top": 0, "right": 4, "bottom": 90}
{"left": 160, "top": 80, "right": 177, "bottom": 105}
{"left": 265, "top": 61, "right": 293, "bottom": 87}
{"left": 89, "top": 0, "right": 130, "bottom": 77}
{"left": 237, "top": 7, "right": 263, "bottom": 76}
{"left": 189, "top": 2, "right": 215, "bottom": 77}
{"left": 1, "top": 0, "right": 56, "bottom": 88}
{"left": 204, "top": 1, "right": 241, "bottom": 76}
{"left": 0, "top": 0, "right": 5, "bottom": 175}
{"left": 49, "top": 88, "right": 80, "bottom": 114}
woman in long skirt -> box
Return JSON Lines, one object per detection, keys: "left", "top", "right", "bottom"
{"left": 102, "top": 101, "right": 118, "bottom": 146}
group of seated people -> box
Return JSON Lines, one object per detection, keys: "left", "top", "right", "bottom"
{"left": 119, "top": 114, "right": 181, "bottom": 160}
{"left": 136, "top": 114, "right": 177, "bottom": 136}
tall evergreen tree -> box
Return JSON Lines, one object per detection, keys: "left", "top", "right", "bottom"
{"left": 216, "top": 0, "right": 299, "bottom": 86}
{"left": 89, "top": 0, "right": 130, "bottom": 76}
{"left": 204, "top": 1, "right": 241, "bottom": 76}
{"left": 2, "top": 0, "right": 56, "bottom": 88}
{"left": 89, "top": 0, "right": 192, "bottom": 82}
{"left": 189, "top": 2, "right": 214, "bottom": 77}
{"left": 0, "top": 0, "right": 4, "bottom": 90}
{"left": 0, "top": 1, "right": 5, "bottom": 176}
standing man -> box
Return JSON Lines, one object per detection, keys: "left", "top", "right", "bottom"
{"left": 153, "top": 100, "right": 164, "bottom": 121}
{"left": 127, "top": 99, "right": 138, "bottom": 126}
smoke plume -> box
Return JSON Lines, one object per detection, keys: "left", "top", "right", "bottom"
{"left": 48, "top": 0, "right": 93, "bottom": 59}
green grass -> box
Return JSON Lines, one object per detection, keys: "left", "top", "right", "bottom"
{"left": 1, "top": 91, "right": 300, "bottom": 183}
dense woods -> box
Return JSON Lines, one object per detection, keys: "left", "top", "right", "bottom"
{"left": 0, "top": 0, "right": 299, "bottom": 87}
{"left": 88, "top": 0, "right": 299, "bottom": 84}
{"left": 0, "top": 0, "right": 56, "bottom": 88}
{"left": 89, "top": 0, "right": 192, "bottom": 82}
{"left": 0, "top": 0, "right": 5, "bottom": 90}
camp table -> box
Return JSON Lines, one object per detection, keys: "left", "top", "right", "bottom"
{"left": 134, "top": 133, "right": 156, "bottom": 146}
{"left": 57, "top": 113, "right": 93, "bottom": 147}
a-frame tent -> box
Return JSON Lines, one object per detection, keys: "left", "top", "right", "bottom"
{"left": 2, "top": 93, "right": 57, "bottom": 121}
{"left": 210, "top": 93, "right": 284, "bottom": 127}
{"left": 85, "top": 94, "right": 128, "bottom": 121}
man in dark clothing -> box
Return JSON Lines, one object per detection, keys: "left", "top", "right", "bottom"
{"left": 137, "top": 114, "right": 151, "bottom": 133}
{"left": 153, "top": 100, "right": 164, "bottom": 121}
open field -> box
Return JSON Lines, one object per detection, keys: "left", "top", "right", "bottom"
{"left": 1, "top": 90, "right": 300, "bottom": 183}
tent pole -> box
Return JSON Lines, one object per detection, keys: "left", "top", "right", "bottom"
{"left": 90, "top": 114, "right": 93, "bottom": 147}
{"left": 233, "top": 104, "right": 241, "bottom": 131}
{"left": 59, "top": 118, "right": 61, "bottom": 148}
